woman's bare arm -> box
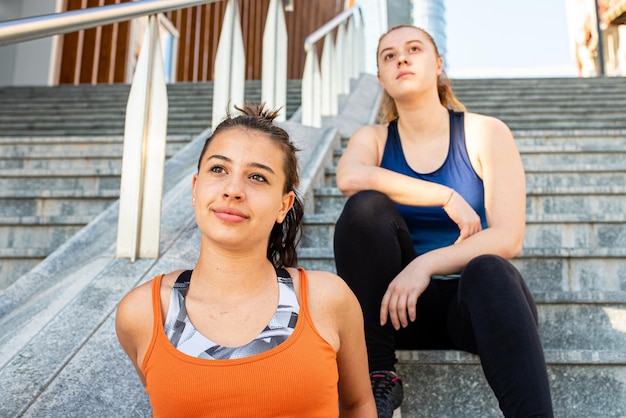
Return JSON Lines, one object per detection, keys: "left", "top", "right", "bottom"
{"left": 305, "top": 270, "right": 376, "bottom": 417}
{"left": 115, "top": 281, "right": 155, "bottom": 387}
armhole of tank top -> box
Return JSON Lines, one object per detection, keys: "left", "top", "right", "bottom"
{"left": 141, "top": 274, "right": 164, "bottom": 374}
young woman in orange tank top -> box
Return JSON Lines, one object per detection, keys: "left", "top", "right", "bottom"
{"left": 115, "top": 104, "right": 376, "bottom": 417}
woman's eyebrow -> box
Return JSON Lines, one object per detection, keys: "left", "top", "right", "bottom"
{"left": 379, "top": 39, "right": 424, "bottom": 57}
{"left": 206, "top": 154, "right": 276, "bottom": 174}
{"left": 248, "top": 161, "right": 276, "bottom": 174}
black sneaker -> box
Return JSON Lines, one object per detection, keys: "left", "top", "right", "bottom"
{"left": 370, "top": 370, "right": 403, "bottom": 418}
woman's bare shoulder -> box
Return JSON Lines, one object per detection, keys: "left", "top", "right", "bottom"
{"left": 117, "top": 278, "right": 155, "bottom": 323}
{"left": 298, "top": 269, "right": 360, "bottom": 317}
{"left": 116, "top": 271, "right": 183, "bottom": 321}
{"left": 464, "top": 112, "right": 512, "bottom": 135}
{"left": 350, "top": 123, "right": 389, "bottom": 143}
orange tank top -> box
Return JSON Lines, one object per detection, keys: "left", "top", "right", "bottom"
{"left": 142, "top": 268, "right": 339, "bottom": 417}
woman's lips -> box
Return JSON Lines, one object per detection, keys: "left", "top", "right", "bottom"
{"left": 213, "top": 207, "right": 248, "bottom": 222}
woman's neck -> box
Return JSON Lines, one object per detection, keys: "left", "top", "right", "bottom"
{"left": 192, "top": 245, "right": 276, "bottom": 295}
{"left": 395, "top": 100, "right": 450, "bottom": 139}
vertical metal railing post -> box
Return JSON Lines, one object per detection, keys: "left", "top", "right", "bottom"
{"left": 335, "top": 22, "right": 350, "bottom": 95}
{"left": 301, "top": 5, "right": 362, "bottom": 127}
{"left": 320, "top": 33, "right": 337, "bottom": 116}
{"left": 594, "top": 0, "right": 606, "bottom": 76}
{"left": 212, "top": 0, "right": 245, "bottom": 129}
{"left": 116, "top": 14, "right": 168, "bottom": 261}
{"left": 301, "top": 46, "right": 322, "bottom": 127}
{"left": 262, "top": 0, "right": 288, "bottom": 120}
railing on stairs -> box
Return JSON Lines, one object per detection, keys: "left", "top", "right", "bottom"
{"left": 302, "top": 5, "right": 365, "bottom": 127}
{"left": 0, "top": 0, "right": 363, "bottom": 262}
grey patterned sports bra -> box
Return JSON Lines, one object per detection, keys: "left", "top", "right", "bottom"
{"left": 163, "top": 268, "right": 299, "bottom": 360}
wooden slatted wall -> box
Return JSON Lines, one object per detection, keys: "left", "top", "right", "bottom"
{"left": 58, "top": 0, "right": 345, "bottom": 84}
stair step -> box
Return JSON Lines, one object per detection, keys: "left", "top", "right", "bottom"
{"left": 0, "top": 158, "right": 119, "bottom": 171}
{"left": 0, "top": 141, "right": 185, "bottom": 161}
{"left": 0, "top": 196, "right": 117, "bottom": 217}
{"left": 311, "top": 186, "right": 626, "bottom": 217}
{"left": 0, "top": 224, "right": 84, "bottom": 253}
{"left": 297, "top": 246, "right": 626, "bottom": 293}
{"left": 0, "top": 175, "right": 120, "bottom": 193}
{"left": 302, "top": 212, "right": 626, "bottom": 250}
{"left": 396, "top": 349, "right": 626, "bottom": 417}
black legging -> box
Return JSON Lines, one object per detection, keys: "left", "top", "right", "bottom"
{"left": 333, "top": 190, "right": 553, "bottom": 418}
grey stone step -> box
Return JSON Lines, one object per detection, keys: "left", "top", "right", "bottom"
{"left": 310, "top": 186, "right": 626, "bottom": 217}
{"left": 302, "top": 212, "right": 626, "bottom": 251}
{"left": 396, "top": 349, "right": 626, "bottom": 418}
{"left": 0, "top": 134, "right": 192, "bottom": 144}
{"left": 461, "top": 97, "right": 626, "bottom": 107}
{"left": 520, "top": 152, "right": 626, "bottom": 168}
{"left": 0, "top": 259, "right": 42, "bottom": 290}
{"left": 0, "top": 158, "right": 121, "bottom": 171}
{"left": 0, "top": 223, "right": 84, "bottom": 253}
{"left": 0, "top": 81, "right": 302, "bottom": 137}
{"left": 536, "top": 297, "right": 626, "bottom": 351}
{"left": 0, "top": 135, "right": 189, "bottom": 170}
{"left": 523, "top": 218, "right": 626, "bottom": 248}
{"left": 0, "top": 195, "right": 117, "bottom": 217}
{"left": 338, "top": 170, "right": 626, "bottom": 189}
{"left": 331, "top": 143, "right": 626, "bottom": 170}
{"left": 0, "top": 174, "right": 120, "bottom": 193}
{"left": 451, "top": 76, "right": 626, "bottom": 89}
{"left": 325, "top": 165, "right": 626, "bottom": 190}
{"left": 0, "top": 140, "right": 187, "bottom": 159}
{"left": 297, "top": 247, "right": 626, "bottom": 294}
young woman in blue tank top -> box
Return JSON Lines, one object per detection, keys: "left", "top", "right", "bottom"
{"left": 333, "top": 25, "right": 554, "bottom": 418}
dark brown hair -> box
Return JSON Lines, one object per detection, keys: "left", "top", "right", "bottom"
{"left": 377, "top": 25, "right": 466, "bottom": 123}
{"left": 198, "top": 103, "right": 304, "bottom": 268}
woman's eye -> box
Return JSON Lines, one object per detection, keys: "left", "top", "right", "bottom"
{"left": 210, "top": 165, "right": 226, "bottom": 174}
{"left": 385, "top": 53, "right": 395, "bottom": 61}
{"left": 250, "top": 174, "right": 267, "bottom": 183}
{"left": 409, "top": 46, "right": 420, "bottom": 53}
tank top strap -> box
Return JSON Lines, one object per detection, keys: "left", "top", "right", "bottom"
{"left": 151, "top": 274, "right": 165, "bottom": 324}
{"left": 296, "top": 267, "right": 309, "bottom": 313}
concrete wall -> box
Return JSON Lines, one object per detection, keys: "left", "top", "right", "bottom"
{"left": 0, "top": 0, "right": 60, "bottom": 86}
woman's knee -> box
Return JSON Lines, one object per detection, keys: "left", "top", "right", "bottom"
{"left": 459, "top": 255, "right": 524, "bottom": 296}
{"left": 344, "top": 190, "right": 392, "bottom": 214}
{"left": 459, "top": 254, "right": 538, "bottom": 320}
{"left": 338, "top": 190, "right": 395, "bottom": 226}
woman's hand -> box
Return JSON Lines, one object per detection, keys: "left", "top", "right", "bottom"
{"left": 380, "top": 262, "right": 431, "bottom": 330}
{"left": 443, "top": 190, "right": 483, "bottom": 244}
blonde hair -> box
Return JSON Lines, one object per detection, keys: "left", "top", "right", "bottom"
{"left": 377, "top": 25, "right": 466, "bottom": 124}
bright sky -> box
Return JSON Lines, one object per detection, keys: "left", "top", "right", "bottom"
{"left": 444, "top": 0, "right": 579, "bottom": 78}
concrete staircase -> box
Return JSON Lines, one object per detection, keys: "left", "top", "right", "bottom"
{"left": 299, "top": 76, "right": 626, "bottom": 417}
{"left": 1, "top": 74, "right": 625, "bottom": 417}
{"left": 0, "top": 80, "right": 301, "bottom": 290}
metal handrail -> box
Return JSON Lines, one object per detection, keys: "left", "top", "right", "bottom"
{"left": 304, "top": 6, "right": 361, "bottom": 52}
{"left": 300, "top": 3, "right": 364, "bottom": 127}
{"left": 0, "top": 0, "right": 214, "bottom": 47}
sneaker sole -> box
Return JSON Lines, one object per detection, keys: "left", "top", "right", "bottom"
{"left": 393, "top": 407, "right": 401, "bottom": 418}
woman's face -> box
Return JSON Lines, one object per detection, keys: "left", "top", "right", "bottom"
{"left": 377, "top": 27, "right": 443, "bottom": 99}
{"left": 192, "top": 127, "right": 295, "bottom": 250}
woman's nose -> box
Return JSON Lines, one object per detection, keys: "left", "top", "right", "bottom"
{"left": 396, "top": 53, "right": 408, "bottom": 66}
{"left": 223, "top": 177, "right": 244, "bottom": 200}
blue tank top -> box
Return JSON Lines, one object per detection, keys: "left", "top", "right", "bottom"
{"left": 380, "top": 110, "right": 487, "bottom": 256}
